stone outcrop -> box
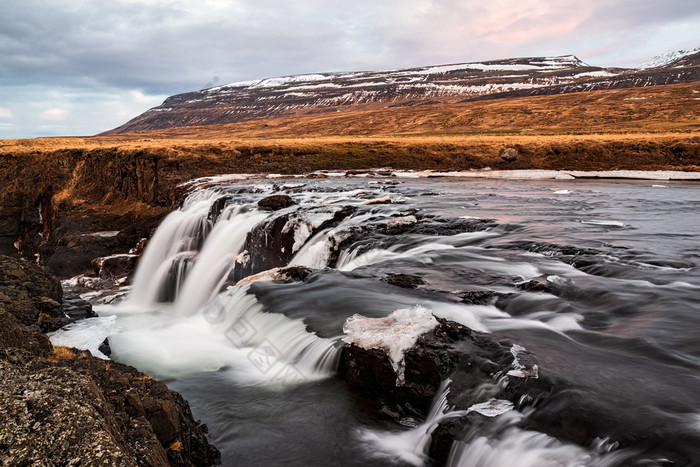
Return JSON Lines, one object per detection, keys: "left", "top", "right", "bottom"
{"left": 257, "top": 194, "right": 296, "bottom": 211}
{"left": 232, "top": 205, "right": 356, "bottom": 281}
{"left": 0, "top": 255, "right": 65, "bottom": 332}
{"left": 0, "top": 255, "right": 220, "bottom": 466}
{"left": 337, "top": 313, "right": 700, "bottom": 465}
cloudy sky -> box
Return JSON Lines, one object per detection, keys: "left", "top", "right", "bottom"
{"left": 1, "top": 0, "right": 699, "bottom": 139}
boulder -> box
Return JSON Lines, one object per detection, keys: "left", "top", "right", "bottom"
{"left": 0, "top": 255, "right": 64, "bottom": 332}
{"left": 500, "top": 147, "right": 518, "bottom": 162}
{"left": 257, "top": 194, "right": 296, "bottom": 211}
{"left": 92, "top": 254, "right": 139, "bottom": 279}
{"left": 233, "top": 205, "right": 355, "bottom": 280}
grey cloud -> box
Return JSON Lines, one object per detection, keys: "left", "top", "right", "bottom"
{"left": 1, "top": 0, "right": 699, "bottom": 138}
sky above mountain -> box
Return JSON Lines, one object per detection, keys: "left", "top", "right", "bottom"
{"left": 1, "top": 0, "right": 699, "bottom": 139}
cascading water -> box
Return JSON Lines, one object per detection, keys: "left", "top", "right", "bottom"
{"left": 56, "top": 175, "right": 700, "bottom": 466}
{"left": 127, "top": 192, "right": 216, "bottom": 306}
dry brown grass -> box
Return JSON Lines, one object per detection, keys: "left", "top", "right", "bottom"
{"left": 50, "top": 346, "right": 77, "bottom": 361}
{"left": 169, "top": 441, "right": 183, "bottom": 452}
{"left": 1, "top": 83, "right": 699, "bottom": 175}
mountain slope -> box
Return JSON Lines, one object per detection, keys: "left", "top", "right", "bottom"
{"left": 637, "top": 47, "right": 700, "bottom": 69}
{"left": 107, "top": 52, "right": 700, "bottom": 134}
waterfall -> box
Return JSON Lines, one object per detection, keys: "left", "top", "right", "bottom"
{"left": 173, "top": 207, "right": 268, "bottom": 316}
{"left": 109, "top": 184, "right": 349, "bottom": 384}
{"left": 357, "top": 380, "right": 469, "bottom": 466}
{"left": 127, "top": 193, "right": 217, "bottom": 306}
{"left": 445, "top": 411, "right": 630, "bottom": 467}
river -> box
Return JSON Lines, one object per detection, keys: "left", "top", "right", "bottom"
{"left": 56, "top": 175, "right": 700, "bottom": 466}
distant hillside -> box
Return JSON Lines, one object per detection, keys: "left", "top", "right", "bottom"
{"left": 106, "top": 50, "right": 700, "bottom": 134}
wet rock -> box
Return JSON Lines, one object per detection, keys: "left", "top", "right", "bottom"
{"left": 257, "top": 194, "right": 296, "bottom": 211}
{"left": 384, "top": 273, "right": 425, "bottom": 289}
{"left": 207, "top": 196, "right": 230, "bottom": 223}
{"left": 92, "top": 254, "right": 139, "bottom": 279}
{"left": 234, "top": 205, "right": 355, "bottom": 280}
{"left": 339, "top": 319, "right": 512, "bottom": 421}
{"left": 61, "top": 291, "right": 97, "bottom": 321}
{"left": 384, "top": 215, "right": 418, "bottom": 235}
{"left": 98, "top": 338, "right": 112, "bottom": 358}
{"left": 458, "top": 290, "right": 499, "bottom": 305}
{"left": 516, "top": 276, "right": 552, "bottom": 293}
{"left": 500, "top": 147, "right": 518, "bottom": 162}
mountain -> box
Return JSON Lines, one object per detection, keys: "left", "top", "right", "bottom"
{"left": 637, "top": 47, "right": 700, "bottom": 69}
{"left": 106, "top": 52, "right": 700, "bottom": 134}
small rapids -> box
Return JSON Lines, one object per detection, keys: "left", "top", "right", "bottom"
{"left": 56, "top": 176, "right": 700, "bottom": 465}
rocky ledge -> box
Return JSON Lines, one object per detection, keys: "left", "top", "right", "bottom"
{"left": 0, "top": 255, "right": 220, "bottom": 466}
{"left": 338, "top": 307, "right": 700, "bottom": 465}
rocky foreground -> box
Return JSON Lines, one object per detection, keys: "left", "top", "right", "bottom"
{"left": 0, "top": 255, "right": 220, "bottom": 466}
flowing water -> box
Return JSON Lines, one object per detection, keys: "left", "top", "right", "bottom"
{"left": 59, "top": 176, "right": 700, "bottom": 465}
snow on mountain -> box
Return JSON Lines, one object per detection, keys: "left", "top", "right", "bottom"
{"left": 106, "top": 51, "right": 700, "bottom": 134}
{"left": 637, "top": 47, "right": 700, "bottom": 69}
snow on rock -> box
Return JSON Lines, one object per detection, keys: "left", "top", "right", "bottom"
{"left": 466, "top": 399, "right": 515, "bottom": 417}
{"left": 507, "top": 344, "right": 539, "bottom": 378}
{"left": 49, "top": 315, "right": 122, "bottom": 360}
{"left": 342, "top": 306, "right": 439, "bottom": 384}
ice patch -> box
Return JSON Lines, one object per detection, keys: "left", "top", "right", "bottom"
{"left": 466, "top": 399, "right": 514, "bottom": 417}
{"left": 579, "top": 220, "right": 626, "bottom": 228}
{"left": 49, "top": 315, "right": 122, "bottom": 360}
{"left": 342, "top": 306, "right": 439, "bottom": 385}
{"left": 507, "top": 344, "right": 538, "bottom": 379}
{"left": 85, "top": 231, "right": 120, "bottom": 238}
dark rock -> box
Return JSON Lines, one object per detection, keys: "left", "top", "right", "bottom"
{"left": 339, "top": 320, "right": 493, "bottom": 421}
{"left": 0, "top": 255, "right": 64, "bottom": 331}
{"left": 0, "top": 350, "right": 141, "bottom": 466}
{"left": 516, "top": 276, "right": 552, "bottom": 293}
{"left": 0, "top": 255, "right": 220, "bottom": 466}
{"left": 257, "top": 194, "right": 296, "bottom": 211}
{"left": 384, "top": 273, "right": 425, "bottom": 289}
{"left": 98, "top": 338, "right": 112, "bottom": 358}
{"left": 92, "top": 254, "right": 139, "bottom": 279}
{"left": 0, "top": 309, "right": 53, "bottom": 356}
{"left": 458, "top": 290, "right": 499, "bottom": 305}
{"left": 61, "top": 291, "right": 97, "bottom": 321}
{"left": 234, "top": 205, "right": 355, "bottom": 280}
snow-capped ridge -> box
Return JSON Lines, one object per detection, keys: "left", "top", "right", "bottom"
{"left": 637, "top": 46, "right": 700, "bottom": 69}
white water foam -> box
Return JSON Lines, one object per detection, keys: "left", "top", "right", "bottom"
{"left": 358, "top": 383, "right": 515, "bottom": 466}
{"left": 358, "top": 380, "right": 466, "bottom": 466}
{"left": 446, "top": 411, "right": 629, "bottom": 467}
{"left": 174, "top": 208, "right": 268, "bottom": 316}
{"left": 338, "top": 231, "right": 496, "bottom": 271}
{"left": 101, "top": 285, "right": 341, "bottom": 385}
